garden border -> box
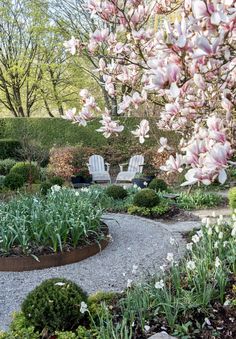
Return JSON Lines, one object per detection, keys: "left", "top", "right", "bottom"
{"left": 0, "top": 224, "right": 109, "bottom": 272}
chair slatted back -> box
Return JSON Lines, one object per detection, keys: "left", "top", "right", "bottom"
{"left": 128, "top": 155, "right": 144, "bottom": 173}
{"left": 89, "top": 155, "right": 105, "bottom": 172}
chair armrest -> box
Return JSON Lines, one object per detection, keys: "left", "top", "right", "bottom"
{"left": 138, "top": 164, "right": 144, "bottom": 173}
{"left": 87, "top": 163, "right": 91, "bottom": 173}
{"left": 105, "top": 162, "right": 110, "bottom": 172}
{"left": 119, "top": 162, "right": 128, "bottom": 171}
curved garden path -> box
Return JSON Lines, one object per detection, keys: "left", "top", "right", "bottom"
{"left": 0, "top": 214, "right": 200, "bottom": 331}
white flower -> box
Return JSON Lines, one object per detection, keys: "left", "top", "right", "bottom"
{"left": 218, "top": 232, "right": 223, "bottom": 239}
{"left": 207, "top": 228, "right": 213, "bottom": 236}
{"left": 197, "top": 230, "right": 203, "bottom": 238}
{"left": 186, "top": 242, "right": 193, "bottom": 251}
{"left": 215, "top": 256, "right": 221, "bottom": 268}
{"left": 127, "top": 279, "right": 133, "bottom": 288}
{"left": 55, "top": 282, "right": 65, "bottom": 286}
{"left": 212, "top": 211, "right": 216, "bottom": 218}
{"left": 132, "top": 264, "right": 138, "bottom": 274}
{"left": 51, "top": 185, "right": 61, "bottom": 193}
{"left": 223, "top": 241, "right": 228, "bottom": 248}
{"left": 192, "top": 234, "right": 200, "bottom": 244}
{"left": 144, "top": 325, "right": 150, "bottom": 332}
{"left": 231, "top": 226, "right": 236, "bottom": 237}
{"left": 133, "top": 184, "right": 138, "bottom": 189}
{"left": 186, "top": 260, "right": 196, "bottom": 271}
{"left": 214, "top": 241, "right": 219, "bottom": 249}
{"left": 166, "top": 252, "right": 174, "bottom": 262}
{"left": 81, "top": 187, "right": 89, "bottom": 192}
{"left": 123, "top": 185, "right": 127, "bottom": 189}
{"left": 143, "top": 181, "right": 148, "bottom": 187}
{"left": 160, "top": 264, "right": 166, "bottom": 272}
{"left": 202, "top": 217, "right": 211, "bottom": 228}
{"left": 75, "top": 191, "right": 80, "bottom": 196}
{"left": 80, "top": 301, "right": 88, "bottom": 314}
{"left": 215, "top": 225, "right": 220, "bottom": 233}
{"left": 155, "top": 279, "right": 165, "bottom": 289}
{"left": 169, "top": 237, "right": 175, "bottom": 245}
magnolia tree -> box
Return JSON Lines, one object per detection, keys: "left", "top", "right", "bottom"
{"left": 63, "top": 0, "right": 236, "bottom": 186}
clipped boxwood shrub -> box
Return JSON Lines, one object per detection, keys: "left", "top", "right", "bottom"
{"left": 0, "top": 158, "right": 17, "bottom": 175}
{"left": 4, "top": 173, "right": 24, "bottom": 190}
{"left": 0, "top": 139, "right": 21, "bottom": 159}
{"left": 21, "top": 278, "right": 88, "bottom": 332}
{"left": 10, "top": 162, "right": 39, "bottom": 183}
{"left": 148, "top": 178, "right": 168, "bottom": 192}
{"left": 105, "top": 185, "right": 128, "bottom": 200}
{"left": 133, "top": 188, "right": 160, "bottom": 208}
{"left": 228, "top": 187, "right": 236, "bottom": 210}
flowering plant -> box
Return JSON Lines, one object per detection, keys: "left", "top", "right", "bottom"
{"left": 63, "top": 0, "right": 235, "bottom": 187}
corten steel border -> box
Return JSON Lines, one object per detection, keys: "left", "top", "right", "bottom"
{"left": 0, "top": 225, "right": 109, "bottom": 272}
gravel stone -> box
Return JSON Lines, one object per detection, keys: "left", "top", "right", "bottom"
{"left": 0, "top": 213, "right": 200, "bottom": 331}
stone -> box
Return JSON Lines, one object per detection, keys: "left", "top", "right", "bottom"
{"left": 149, "top": 332, "right": 176, "bottom": 339}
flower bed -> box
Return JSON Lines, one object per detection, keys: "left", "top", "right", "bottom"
{"left": 0, "top": 187, "right": 105, "bottom": 258}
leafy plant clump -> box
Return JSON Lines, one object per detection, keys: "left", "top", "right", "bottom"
{"left": 21, "top": 278, "right": 87, "bottom": 333}
{"left": 10, "top": 162, "right": 39, "bottom": 183}
{"left": 148, "top": 178, "right": 168, "bottom": 192}
{"left": 176, "top": 190, "right": 223, "bottom": 210}
{"left": 49, "top": 176, "right": 65, "bottom": 186}
{"left": 128, "top": 201, "right": 170, "bottom": 218}
{"left": 228, "top": 187, "right": 236, "bottom": 210}
{"left": 133, "top": 188, "right": 160, "bottom": 208}
{"left": 4, "top": 173, "right": 25, "bottom": 190}
{"left": 0, "top": 188, "right": 103, "bottom": 255}
{"left": 105, "top": 185, "right": 128, "bottom": 200}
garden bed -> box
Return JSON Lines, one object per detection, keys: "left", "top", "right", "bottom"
{"left": 0, "top": 223, "right": 109, "bottom": 272}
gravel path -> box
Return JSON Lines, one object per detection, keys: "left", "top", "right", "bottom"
{"left": 0, "top": 214, "right": 200, "bottom": 331}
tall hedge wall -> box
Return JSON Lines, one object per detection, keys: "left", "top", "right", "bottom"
{"left": 0, "top": 118, "right": 180, "bottom": 150}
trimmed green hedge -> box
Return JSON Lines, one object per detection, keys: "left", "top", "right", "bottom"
{"left": 0, "top": 118, "right": 180, "bottom": 150}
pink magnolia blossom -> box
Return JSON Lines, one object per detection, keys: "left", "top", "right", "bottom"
{"left": 158, "top": 137, "right": 172, "bottom": 153}
{"left": 160, "top": 154, "right": 184, "bottom": 173}
{"left": 96, "top": 113, "right": 124, "bottom": 138}
{"left": 63, "top": 0, "right": 235, "bottom": 187}
{"left": 64, "top": 36, "right": 80, "bottom": 55}
{"left": 131, "top": 119, "right": 150, "bottom": 144}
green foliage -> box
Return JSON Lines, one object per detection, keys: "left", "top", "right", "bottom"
{"left": 10, "top": 162, "right": 39, "bottom": 183}
{"left": 0, "top": 175, "right": 5, "bottom": 189}
{"left": 176, "top": 190, "right": 223, "bottom": 210}
{"left": 105, "top": 185, "right": 128, "bottom": 200}
{"left": 0, "top": 118, "right": 179, "bottom": 150}
{"left": 228, "top": 187, "right": 236, "bottom": 210}
{"left": 0, "top": 312, "right": 39, "bottom": 339}
{"left": 49, "top": 176, "right": 65, "bottom": 186}
{"left": 0, "top": 188, "right": 103, "bottom": 254}
{"left": 4, "top": 173, "right": 24, "bottom": 190}
{"left": 0, "top": 139, "right": 21, "bottom": 159}
{"left": 148, "top": 178, "right": 168, "bottom": 192}
{"left": 40, "top": 181, "right": 53, "bottom": 195}
{"left": 22, "top": 278, "right": 87, "bottom": 332}
{"left": 88, "top": 291, "right": 117, "bottom": 319}
{"left": 0, "top": 158, "right": 17, "bottom": 175}
{"left": 128, "top": 201, "right": 170, "bottom": 218}
{"left": 133, "top": 188, "right": 160, "bottom": 208}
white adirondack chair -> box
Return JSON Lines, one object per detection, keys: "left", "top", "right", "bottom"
{"left": 116, "top": 155, "right": 144, "bottom": 183}
{"left": 87, "top": 155, "right": 111, "bottom": 183}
